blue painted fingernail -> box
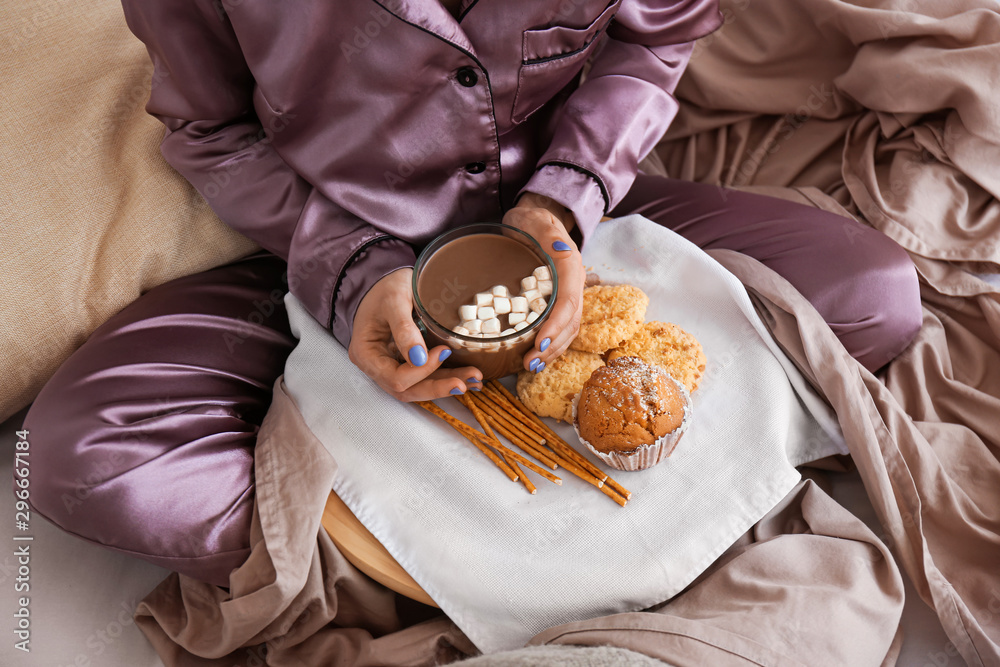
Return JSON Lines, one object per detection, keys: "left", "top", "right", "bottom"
{"left": 535, "top": 361, "right": 546, "bottom": 373}
{"left": 529, "top": 357, "right": 540, "bottom": 371}
{"left": 467, "top": 377, "right": 479, "bottom": 383}
{"left": 438, "top": 348, "right": 452, "bottom": 362}
{"left": 552, "top": 241, "right": 572, "bottom": 252}
{"left": 539, "top": 337, "right": 551, "bottom": 352}
{"left": 450, "top": 387, "right": 464, "bottom": 395}
{"left": 470, "top": 385, "right": 481, "bottom": 391}
{"left": 408, "top": 345, "right": 427, "bottom": 367}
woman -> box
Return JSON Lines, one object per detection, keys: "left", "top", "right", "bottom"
{"left": 22, "top": 0, "right": 921, "bottom": 586}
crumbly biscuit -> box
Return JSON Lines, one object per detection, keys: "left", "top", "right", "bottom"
{"left": 607, "top": 321, "right": 707, "bottom": 393}
{"left": 569, "top": 285, "right": 649, "bottom": 354}
{"left": 516, "top": 349, "right": 605, "bottom": 423}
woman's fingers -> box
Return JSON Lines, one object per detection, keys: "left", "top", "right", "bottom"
{"left": 350, "top": 269, "right": 478, "bottom": 400}
{"left": 393, "top": 366, "right": 483, "bottom": 402}
{"left": 503, "top": 209, "right": 585, "bottom": 372}
{"left": 381, "top": 271, "right": 433, "bottom": 368}
{"left": 525, "top": 243, "right": 584, "bottom": 371}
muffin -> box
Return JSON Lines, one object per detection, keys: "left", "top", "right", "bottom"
{"left": 572, "top": 356, "right": 691, "bottom": 471}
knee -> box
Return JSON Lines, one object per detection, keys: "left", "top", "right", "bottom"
{"left": 20, "top": 389, "right": 256, "bottom": 586}
{"left": 18, "top": 395, "right": 85, "bottom": 528}
{"left": 830, "top": 232, "right": 922, "bottom": 372}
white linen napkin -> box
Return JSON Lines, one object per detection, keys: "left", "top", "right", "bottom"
{"left": 281, "top": 214, "right": 845, "bottom": 653}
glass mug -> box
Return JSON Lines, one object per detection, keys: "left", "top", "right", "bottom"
{"left": 412, "top": 223, "right": 558, "bottom": 380}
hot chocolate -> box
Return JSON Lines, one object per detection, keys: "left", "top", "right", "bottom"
{"left": 413, "top": 225, "right": 556, "bottom": 379}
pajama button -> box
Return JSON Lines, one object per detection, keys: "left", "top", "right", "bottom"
{"left": 456, "top": 67, "right": 478, "bottom": 87}
{"left": 465, "top": 161, "right": 486, "bottom": 174}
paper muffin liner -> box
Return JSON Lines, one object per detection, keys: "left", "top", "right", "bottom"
{"left": 571, "top": 371, "right": 692, "bottom": 472}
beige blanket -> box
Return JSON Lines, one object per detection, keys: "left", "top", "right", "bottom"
{"left": 134, "top": 0, "right": 1000, "bottom": 665}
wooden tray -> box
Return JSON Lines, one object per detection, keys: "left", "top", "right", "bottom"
{"left": 322, "top": 491, "right": 438, "bottom": 608}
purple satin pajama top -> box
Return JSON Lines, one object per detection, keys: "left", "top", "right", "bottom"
{"left": 121, "top": 0, "right": 723, "bottom": 345}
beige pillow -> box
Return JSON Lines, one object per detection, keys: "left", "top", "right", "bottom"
{"left": 0, "top": 0, "right": 259, "bottom": 422}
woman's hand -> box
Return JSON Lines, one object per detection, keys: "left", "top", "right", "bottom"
{"left": 502, "top": 192, "right": 585, "bottom": 373}
{"left": 349, "top": 268, "right": 483, "bottom": 401}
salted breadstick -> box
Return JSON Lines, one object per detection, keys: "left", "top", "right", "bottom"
{"left": 415, "top": 401, "right": 518, "bottom": 482}
{"left": 480, "top": 384, "right": 550, "bottom": 441}
{"left": 488, "top": 380, "right": 632, "bottom": 502}
{"left": 470, "top": 390, "right": 547, "bottom": 446}
{"left": 487, "top": 380, "right": 608, "bottom": 478}
{"left": 600, "top": 483, "right": 628, "bottom": 507}
{"left": 482, "top": 413, "right": 560, "bottom": 470}
{"left": 504, "top": 455, "right": 536, "bottom": 495}
{"left": 461, "top": 396, "right": 560, "bottom": 485}
{"left": 493, "top": 441, "right": 562, "bottom": 485}
{"left": 457, "top": 394, "right": 501, "bottom": 447}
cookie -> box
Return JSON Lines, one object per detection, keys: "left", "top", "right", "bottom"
{"left": 569, "top": 284, "right": 649, "bottom": 354}
{"left": 516, "top": 349, "right": 605, "bottom": 423}
{"left": 607, "top": 321, "right": 707, "bottom": 393}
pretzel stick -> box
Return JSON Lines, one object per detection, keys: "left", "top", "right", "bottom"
{"left": 504, "top": 455, "right": 536, "bottom": 495}
{"left": 415, "top": 401, "right": 518, "bottom": 482}
{"left": 596, "top": 473, "right": 631, "bottom": 501}
{"left": 459, "top": 395, "right": 561, "bottom": 485}
{"left": 485, "top": 409, "right": 604, "bottom": 489}
{"left": 416, "top": 399, "right": 493, "bottom": 449}
{"left": 487, "top": 380, "right": 632, "bottom": 502}
{"left": 467, "top": 392, "right": 557, "bottom": 464}
{"left": 599, "top": 483, "right": 628, "bottom": 507}
{"left": 479, "top": 384, "right": 550, "bottom": 441}
{"left": 486, "top": 380, "right": 609, "bottom": 480}
{"left": 456, "top": 394, "right": 501, "bottom": 447}
{"left": 482, "top": 413, "right": 560, "bottom": 470}
{"left": 469, "top": 391, "right": 546, "bottom": 447}
{"left": 493, "top": 442, "right": 562, "bottom": 485}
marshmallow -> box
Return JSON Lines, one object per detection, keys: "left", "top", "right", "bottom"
{"left": 526, "top": 311, "right": 539, "bottom": 323}
{"left": 475, "top": 292, "right": 493, "bottom": 307}
{"left": 458, "top": 304, "right": 478, "bottom": 322}
{"left": 491, "top": 285, "right": 509, "bottom": 298}
{"left": 508, "top": 311, "right": 526, "bottom": 325}
{"left": 530, "top": 297, "right": 547, "bottom": 314}
{"left": 522, "top": 288, "right": 540, "bottom": 303}
{"left": 520, "top": 276, "right": 537, "bottom": 292}
{"left": 477, "top": 306, "right": 495, "bottom": 320}
{"left": 514, "top": 321, "right": 528, "bottom": 331}
{"left": 511, "top": 296, "right": 528, "bottom": 313}
{"left": 481, "top": 318, "right": 501, "bottom": 335}
{"left": 500, "top": 328, "right": 516, "bottom": 336}
{"left": 464, "top": 319, "right": 482, "bottom": 333}
{"left": 533, "top": 266, "right": 551, "bottom": 281}
{"left": 493, "top": 297, "right": 511, "bottom": 315}
{"left": 452, "top": 325, "right": 470, "bottom": 336}
{"left": 537, "top": 279, "right": 553, "bottom": 297}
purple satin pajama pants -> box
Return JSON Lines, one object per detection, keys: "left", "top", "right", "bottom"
{"left": 21, "top": 177, "right": 922, "bottom": 586}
